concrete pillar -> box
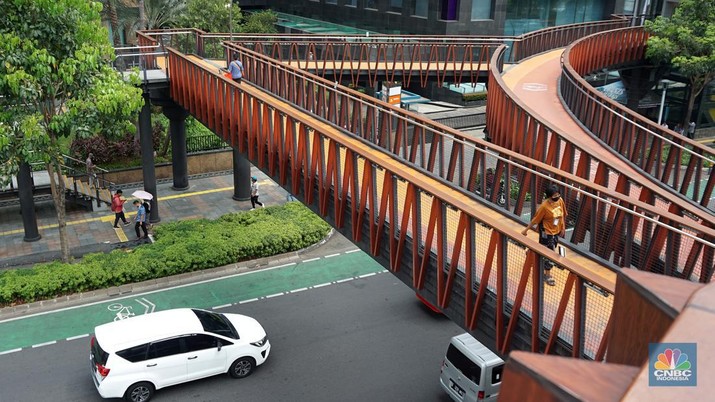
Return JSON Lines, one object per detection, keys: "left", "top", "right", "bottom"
{"left": 18, "top": 162, "right": 41, "bottom": 242}
{"left": 163, "top": 104, "right": 190, "bottom": 191}
{"left": 139, "top": 91, "right": 160, "bottom": 223}
{"left": 232, "top": 148, "right": 251, "bottom": 201}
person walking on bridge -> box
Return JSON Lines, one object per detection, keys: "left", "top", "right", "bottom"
{"left": 229, "top": 53, "right": 245, "bottom": 84}
{"left": 521, "top": 185, "right": 567, "bottom": 286}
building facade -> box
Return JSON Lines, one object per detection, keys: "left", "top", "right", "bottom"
{"left": 267, "top": 0, "right": 620, "bottom": 36}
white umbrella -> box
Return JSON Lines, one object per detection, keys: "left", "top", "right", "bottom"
{"left": 132, "top": 190, "right": 154, "bottom": 200}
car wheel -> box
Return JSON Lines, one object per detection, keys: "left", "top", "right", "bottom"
{"left": 124, "top": 381, "right": 154, "bottom": 402}
{"left": 229, "top": 357, "right": 256, "bottom": 379}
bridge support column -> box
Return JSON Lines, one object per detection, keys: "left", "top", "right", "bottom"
{"left": 232, "top": 149, "right": 251, "bottom": 201}
{"left": 139, "top": 91, "right": 160, "bottom": 223}
{"left": 18, "top": 162, "right": 41, "bottom": 242}
{"left": 163, "top": 104, "right": 190, "bottom": 191}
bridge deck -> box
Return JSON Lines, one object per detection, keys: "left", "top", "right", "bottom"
{"left": 183, "top": 54, "right": 616, "bottom": 355}
{"left": 502, "top": 50, "right": 646, "bottom": 182}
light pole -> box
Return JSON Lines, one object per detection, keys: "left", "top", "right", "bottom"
{"left": 225, "top": 1, "right": 233, "bottom": 41}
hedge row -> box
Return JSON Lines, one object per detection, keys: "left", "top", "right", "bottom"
{"left": 0, "top": 203, "right": 331, "bottom": 306}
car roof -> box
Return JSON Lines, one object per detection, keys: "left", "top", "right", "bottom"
{"left": 452, "top": 333, "right": 504, "bottom": 366}
{"left": 95, "top": 308, "right": 204, "bottom": 352}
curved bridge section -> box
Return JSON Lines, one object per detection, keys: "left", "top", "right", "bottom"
{"left": 487, "top": 45, "right": 715, "bottom": 282}
{"left": 132, "top": 18, "right": 715, "bottom": 360}
{"left": 561, "top": 27, "right": 715, "bottom": 211}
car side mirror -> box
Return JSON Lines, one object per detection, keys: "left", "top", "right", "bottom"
{"left": 217, "top": 341, "right": 222, "bottom": 351}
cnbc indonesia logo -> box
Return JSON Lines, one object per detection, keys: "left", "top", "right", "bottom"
{"left": 649, "top": 343, "right": 697, "bottom": 387}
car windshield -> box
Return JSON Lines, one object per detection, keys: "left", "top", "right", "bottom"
{"left": 191, "top": 309, "right": 238, "bottom": 339}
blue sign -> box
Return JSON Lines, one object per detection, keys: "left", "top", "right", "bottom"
{"left": 648, "top": 343, "right": 697, "bottom": 387}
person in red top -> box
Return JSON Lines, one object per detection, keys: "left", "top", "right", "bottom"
{"left": 111, "top": 189, "right": 130, "bottom": 228}
{"left": 522, "top": 185, "right": 568, "bottom": 286}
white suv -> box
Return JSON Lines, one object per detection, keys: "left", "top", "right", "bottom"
{"left": 90, "top": 308, "right": 270, "bottom": 402}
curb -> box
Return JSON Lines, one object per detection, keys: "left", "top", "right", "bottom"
{"left": 0, "top": 229, "right": 337, "bottom": 321}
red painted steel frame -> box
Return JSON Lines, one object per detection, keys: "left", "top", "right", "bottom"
{"left": 561, "top": 27, "right": 715, "bottom": 212}
{"left": 167, "top": 48, "right": 615, "bottom": 359}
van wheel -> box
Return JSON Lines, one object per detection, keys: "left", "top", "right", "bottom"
{"left": 124, "top": 381, "right": 154, "bottom": 402}
{"left": 229, "top": 357, "right": 255, "bottom": 378}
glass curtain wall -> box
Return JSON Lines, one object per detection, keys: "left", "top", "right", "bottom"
{"left": 504, "top": 0, "right": 605, "bottom": 35}
{"left": 414, "top": 0, "right": 429, "bottom": 16}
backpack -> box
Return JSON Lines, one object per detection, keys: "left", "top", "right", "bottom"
{"left": 142, "top": 201, "right": 151, "bottom": 216}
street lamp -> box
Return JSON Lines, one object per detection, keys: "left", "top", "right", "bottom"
{"left": 225, "top": 1, "right": 233, "bottom": 41}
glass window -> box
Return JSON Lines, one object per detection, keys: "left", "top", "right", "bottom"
{"left": 389, "top": 0, "right": 403, "bottom": 12}
{"left": 446, "top": 344, "right": 481, "bottom": 384}
{"left": 366, "top": 0, "right": 378, "bottom": 9}
{"left": 623, "top": 0, "right": 635, "bottom": 14}
{"left": 185, "top": 334, "right": 219, "bottom": 352}
{"left": 491, "top": 363, "right": 504, "bottom": 384}
{"left": 91, "top": 337, "right": 109, "bottom": 366}
{"left": 326, "top": 0, "right": 337, "bottom": 4}
{"left": 440, "top": 0, "right": 460, "bottom": 20}
{"left": 471, "top": 0, "right": 492, "bottom": 20}
{"left": 192, "top": 309, "right": 238, "bottom": 339}
{"left": 346, "top": 0, "right": 357, "bottom": 6}
{"left": 414, "top": 0, "right": 428, "bottom": 17}
{"left": 117, "top": 344, "right": 149, "bottom": 363}
{"left": 147, "top": 338, "right": 183, "bottom": 359}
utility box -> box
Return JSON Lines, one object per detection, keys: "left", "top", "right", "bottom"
{"left": 381, "top": 82, "right": 402, "bottom": 108}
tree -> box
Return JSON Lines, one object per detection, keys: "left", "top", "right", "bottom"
{"left": 240, "top": 10, "right": 278, "bottom": 34}
{"left": 177, "top": 0, "right": 241, "bottom": 33}
{"left": 0, "top": 0, "right": 143, "bottom": 262}
{"left": 645, "top": 0, "right": 715, "bottom": 129}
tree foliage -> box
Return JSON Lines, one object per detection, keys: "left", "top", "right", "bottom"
{"left": 240, "top": 10, "right": 278, "bottom": 34}
{"left": 177, "top": 0, "right": 241, "bottom": 33}
{"left": 645, "top": 0, "right": 715, "bottom": 126}
{"left": 0, "top": 0, "right": 143, "bottom": 261}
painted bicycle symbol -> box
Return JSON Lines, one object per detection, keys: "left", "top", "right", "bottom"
{"left": 107, "top": 298, "right": 156, "bottom": 321}
{"left": 108, "top": 303, "right": 135, "bottom": 321}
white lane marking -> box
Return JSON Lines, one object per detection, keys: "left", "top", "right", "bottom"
{"left": 66, "top": 334, "right": 89, "bottom": 341}
{"left": 0, "top": 348, "right": 22, "bottom": 355}
{"left": 265, "top": 293, "right": 283, "bottom": 299}
{"left": 32, "top": 341, "right": 56, "bottom": 348}
{"left": 290, "top": 287, "right": 308, "bottom": 293}
{"left": 345, "top": 249, "right": 360, "bottom": 254}
{"left": 358, "top": 272, "right": 378, "bottom": 278}
{"left": 239, "top": 298, "right": 259, "bottom": 304}
{"left": 336, "top": 278, "right": 353, "bottom": 283}
{"left": 212, "top": 304, "right": 232, "bottom": 310}
{"left": 313, "top": 282, "right": 331, "bottom": 288}
{"left": 0, "top": 262, "right": 298, "bottom": 324}
{"left": 324, "top": 253, "right": 340, "bottom": 258}
{"left": 303, "top": 257, "right": 320, "bottom": 263}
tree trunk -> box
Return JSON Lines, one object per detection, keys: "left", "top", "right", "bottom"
{"left": 46, "top": 157, "right": 70, "bottom": 263}
{"left": 683, "top": 82, "right": 698, "bottom": 131}
{"left": 138, "top": 0, "right": 146, "bottom": 30}
{"left": 108, "top": 1, "right": 121, "bottom": 47}
{"left": 160, "top": 132, "right": 171, "bottom": 157}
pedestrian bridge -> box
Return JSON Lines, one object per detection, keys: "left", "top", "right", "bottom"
{"left": 127, "top": 18, "right": 715, "bottom": 365}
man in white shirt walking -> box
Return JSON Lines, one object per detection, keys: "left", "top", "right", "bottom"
{"left": 250, "top": 176, "right": 264, "bottom": 210}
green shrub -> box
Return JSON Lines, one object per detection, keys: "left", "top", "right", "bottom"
{"left": 0, "top": 203, "right": 331, "bottom": 306}
{"left": 462, "top": 91, "right": 488, "bottom": 102}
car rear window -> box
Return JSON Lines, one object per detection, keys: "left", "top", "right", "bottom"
{"left": 117, "top": 344, "right": 149, "bottom": 363}
{"left": 491, "top": 363, "right": 504, "bottom": 384}
{"left": 191, "top": 309, "right": 238, "bottom": 339}
{"left": 446, "top": 344, "right": 481, "bottom": 384}
{"left": 91, "top": 337, "right": 109, "bottom": 366}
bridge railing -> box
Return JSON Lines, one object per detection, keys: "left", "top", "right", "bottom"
{"left": 167, "top": 47, "right": 617, "bottom": 359}
{"left": 560, "top": 26, "right": 715, "bottom": 211}
{"left": 487, "top": 43, "right": 715, "bottom": 282}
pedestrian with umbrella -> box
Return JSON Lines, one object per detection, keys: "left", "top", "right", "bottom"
{"left": 133, "top": 199, "right": 149, "bottom": 239}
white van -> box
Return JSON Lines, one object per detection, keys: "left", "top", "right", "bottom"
{"left": 439, "top": 333, "right": 504, "bottom": 402}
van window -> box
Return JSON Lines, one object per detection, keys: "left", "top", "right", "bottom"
{"left": 446, "top": 344, "right": 481, "bottom": 384}
{"left": 491, "top": 363, "right": 504, "bottom": 384}
{"left": 147, "top": 338, "right": 183, "bottom": 359}
{"left": 91, "top": 337, "right": 109, "bottom": 366}
{"left": 185, "top": 334, "right": 218, "bottom": 352}
{"left": 192, "top": 309, "right": 238, "bottom": 339}
{"left": 117, "top": 344, "right": 149, "bottom": 363}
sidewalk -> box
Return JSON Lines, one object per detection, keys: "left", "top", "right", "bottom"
{"left": 0, "top": 169, "right": 293, "bottom": 268}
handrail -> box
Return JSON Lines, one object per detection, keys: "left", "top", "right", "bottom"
{"left": 135, "top": 26, "right": 715, "bottom": 282}
{"left": 560, "top": 26, "right": 715, "bottom": 211}
{"left": 487, "top": 43, "right": 715, "bottom": 282}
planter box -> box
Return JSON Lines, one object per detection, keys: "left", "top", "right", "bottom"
{"left": 103, "top": 149, "right": 233, "bottom": 185}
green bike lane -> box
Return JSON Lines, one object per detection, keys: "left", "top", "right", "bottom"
{"left": 0, "top": 251, "right": 385, "bottom": 354}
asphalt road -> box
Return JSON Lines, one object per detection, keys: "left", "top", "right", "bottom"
{"left": 0, "top": 268, "right": 462, "bottom": 402}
